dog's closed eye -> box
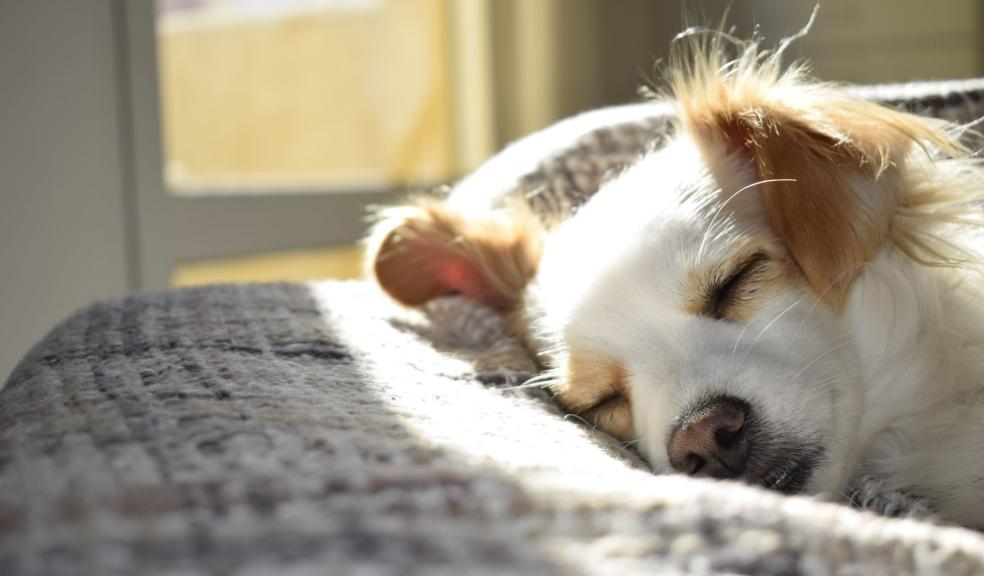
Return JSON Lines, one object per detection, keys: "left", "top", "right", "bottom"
{"left": 706, "top": 252, "right": 772, "bottom": 320}
{"left": 581, "top": 393, "right": 633, "bottom": 440}
{"left": 551, "top": 351, "right": 635, "bottom": 440}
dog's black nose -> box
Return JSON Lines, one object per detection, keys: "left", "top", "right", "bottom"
{"left": 668, "top": 396, "right": 751, "bottom": 479}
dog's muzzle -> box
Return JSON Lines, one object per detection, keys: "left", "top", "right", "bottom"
{"left": 667, "top": 395, "right": 817, "bottom": 493}
{"left": 668, "top": 396, "right": 751, "bottom": 478}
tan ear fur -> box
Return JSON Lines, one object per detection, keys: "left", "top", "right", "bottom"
{"left": 366, "top": 197, "right": 543, "bottom": 311}
{"left": 669, "top": 35, "right": 966, "bottom": 308}
{"left": 550, "top": 350, "right": 634, "bottom": 440}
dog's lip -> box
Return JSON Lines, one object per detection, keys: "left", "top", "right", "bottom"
{"left": 759, "top": 458, "right": 814, "bottom": 494}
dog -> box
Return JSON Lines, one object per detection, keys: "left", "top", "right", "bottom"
{"left": 365, "top": 30, "right": 984, "bottom": 528}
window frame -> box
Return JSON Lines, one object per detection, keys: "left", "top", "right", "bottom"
{"left": 118, "top": 0, "right": 405, "bottom": 290}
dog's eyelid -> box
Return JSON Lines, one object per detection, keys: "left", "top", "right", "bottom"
{"left": 584, "top": 392, "right": 628, "bottom": 413}
{"left": 579, "top": 392, "right": 634, "bottom": 440}
{"left": 707, "top": 251, "right": 771, "bottom": 319}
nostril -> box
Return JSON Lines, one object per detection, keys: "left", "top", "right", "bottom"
{"left": 684, "top": 454, "right": 706, "bottom": 475}
{"left": 714, "top": 420, "right": 744, "bottom": 450}
{"left": 667, "top": 395, "right": 752, "bottom": 478}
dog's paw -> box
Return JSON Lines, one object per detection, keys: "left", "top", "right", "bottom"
{"left": 845, "top": 474, "right": 938, "bottom": 521}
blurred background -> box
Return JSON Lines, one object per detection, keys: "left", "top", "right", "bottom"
{"left": 2, "top": 0, "right": 984, "bottom": 380}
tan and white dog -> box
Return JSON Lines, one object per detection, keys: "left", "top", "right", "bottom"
{"left": 367, "top": 33, "right": 984, "bottom": 528}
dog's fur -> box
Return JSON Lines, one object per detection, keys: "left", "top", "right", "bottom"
{"left": 366, "top": 32, "right": 984, "bottom": 528}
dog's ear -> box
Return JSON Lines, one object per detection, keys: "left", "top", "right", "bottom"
{"left": 676, "top": 63, "right": 959, "bottom": 308}
{"left": 366, "top": 198, "right": 543, "bottom": 311}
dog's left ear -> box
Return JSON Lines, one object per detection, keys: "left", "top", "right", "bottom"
{"left": 679, "top": 79, "right": 957, "bottom": 308}
{"left": 366, "top": 198, "right": 543, "bottom": 311}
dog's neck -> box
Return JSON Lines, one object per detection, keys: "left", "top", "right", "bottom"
{"left": 848, "top": 247, "right": 984, "bottom": 444}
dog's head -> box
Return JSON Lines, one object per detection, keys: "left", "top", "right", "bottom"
{"left": 367, "top": 37, "right": 966, "bottom": 495}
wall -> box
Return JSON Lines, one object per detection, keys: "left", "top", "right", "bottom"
{"left": 491, "top": 0, "right": 984, "bottom": 145}
{"left": 756, "top": 0, "right": 984, "bottom": 83}
{"left": 0, "top": 0, "right": 130, "bottom": 381}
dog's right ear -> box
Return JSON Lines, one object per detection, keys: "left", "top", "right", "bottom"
{"left": 366, "top": 198, "right": 543, "bottom": 311}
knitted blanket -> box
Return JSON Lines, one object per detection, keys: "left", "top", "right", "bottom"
{"left": 5, "top": 79, "right": 984, "bottom": 575}
{"left": 4, "top": 282, "right": 984, "bottom": 575}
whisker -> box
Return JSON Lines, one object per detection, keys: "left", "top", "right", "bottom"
{"left": 697, "top": 178, "right": 797, "bottom": 260}
{"left": 781, "top": 333, "right": 852, "bottom": 388}
{"left": 498, "top": 373, "right": 559, "bottom": 392}
{"left": 739, "top": 299, "right": 801, "bottom": 366}
{"left": 781, "top": 260, "right": 867, "bottom": 365}
{"left": 563, "top": 413, "right": 598, "bottom": 431}
{"left": 731, "top": 319, "right": 755, "bottom": 358}
{"left": 521, "top": 372, "right": 559, "bottom": 386}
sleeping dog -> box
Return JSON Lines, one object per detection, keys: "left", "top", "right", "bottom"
{"left": 366, "top": 31, "right": 984, "bottom": 528}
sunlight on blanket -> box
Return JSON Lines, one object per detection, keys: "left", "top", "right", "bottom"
{"left": 307, "top": 282, "right": 984, "bottom": 551}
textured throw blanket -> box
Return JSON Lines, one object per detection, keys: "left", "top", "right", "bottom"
{"left": 4, "top": 281, "right": 984, "bottom": 575}
{"left": 5, "top": 79, "right": 984, "bottom": 575}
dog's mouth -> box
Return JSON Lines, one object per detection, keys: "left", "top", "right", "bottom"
{"left": 747, "top": 444, "right": 822, "bottom": 495}
{"left": 757, "top": 458, "right": 815, "bottom": 494}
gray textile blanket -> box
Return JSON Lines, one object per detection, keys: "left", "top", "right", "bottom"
{"left": 4, "top": 282, "right": 984, "bottom": 575}
{"left": 5, "top": 79, "right": 984, "bottom": 575}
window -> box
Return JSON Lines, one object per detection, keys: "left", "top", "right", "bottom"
{"left": 156, "top": 0, "right": 456, "bottom": 192}
{"left": 122, "top": 1, "right": 495, "bottom": 288}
